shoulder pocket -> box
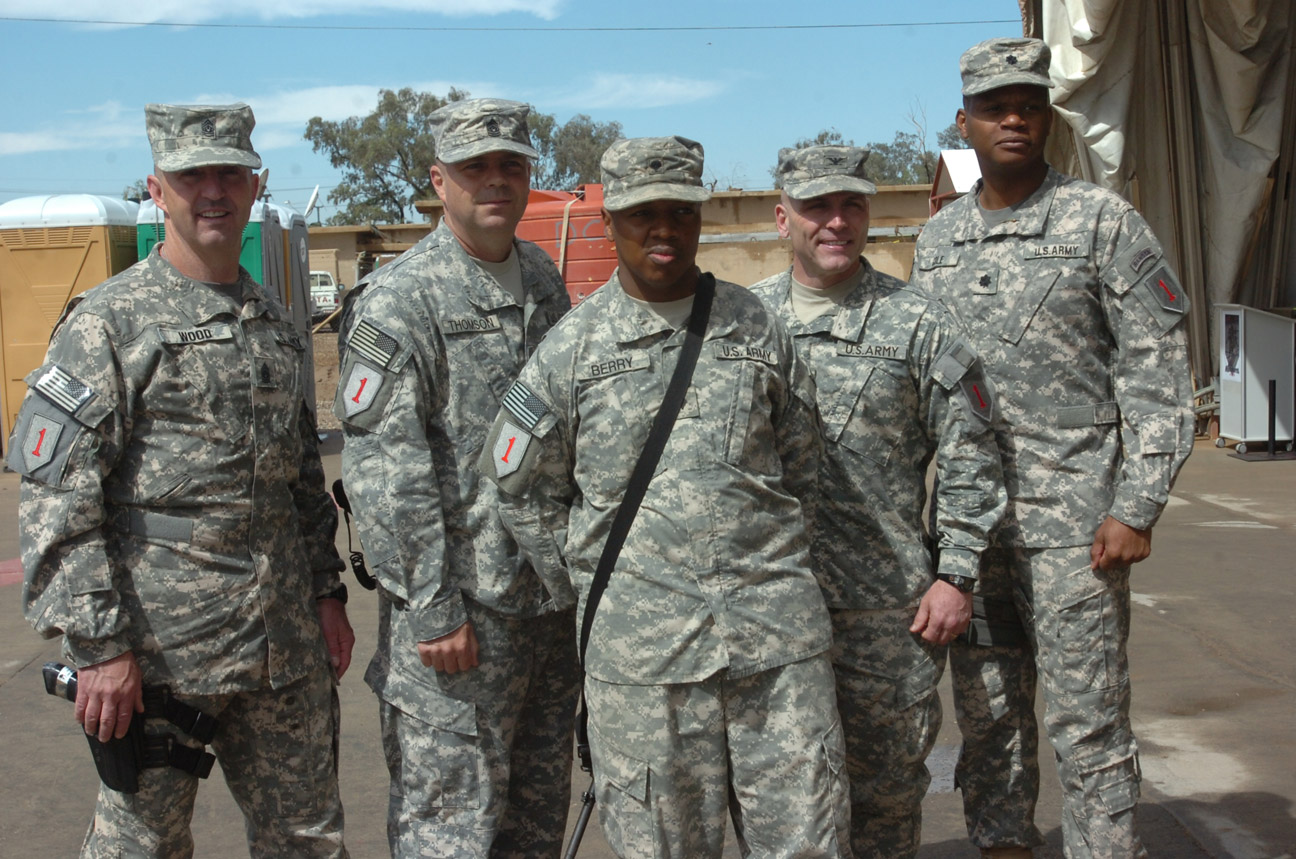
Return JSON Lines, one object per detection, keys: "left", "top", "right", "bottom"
{"left": 8, "top": 364, "right": 113, "bottom": 485}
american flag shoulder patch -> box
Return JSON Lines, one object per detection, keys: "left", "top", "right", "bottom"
{"left": 348, "top": 320, "right": 401, "bottom": 369}
{"left": 34, "top": 365, "right": 95, "bottom": 416}
{"left": 502, "top": 380, "right": 548, "bottom": 431}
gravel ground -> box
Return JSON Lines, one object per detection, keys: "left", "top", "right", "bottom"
{"left": 313, "top": 331, "right": 342, "bottom": 431}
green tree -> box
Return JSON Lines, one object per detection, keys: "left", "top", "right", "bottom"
{"left": 530, "top": 112, "right": 623, "bottom": 191}
{"left": 770, "top": 128, "right": 856, "bottom": 188}
{"left": 937, "top": 122, "right": 967, "bottom": 150}
{"left": 864, "top": 130, "right": 939, "bottom": 185}
{"left": 305, "top": 87, "right": 468, "bottom": 225}
{"left": 306, "top": 89, "right": 625, "bottom": 224}
{"left": 122, "top": 178, "right": 149, "bottom": 203}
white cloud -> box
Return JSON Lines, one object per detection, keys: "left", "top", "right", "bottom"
{"left": 547, "top": 74, "right": 727, "bottom": 110}
{"left": 0, "top": 82, "right": 508, "bottom": 157}
{"left": 1, "top": 0, "right": 565, "bottom": 25}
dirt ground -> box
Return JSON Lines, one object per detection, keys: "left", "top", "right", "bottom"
{"left": 313, "top": 331, "right": 342, "bottom": 431}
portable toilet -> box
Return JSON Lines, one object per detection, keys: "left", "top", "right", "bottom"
{"left": 516, "top": 184, "right": 618, "bottom": 304}
{"left": 0, "top": 194, "right": 139, "bottom": 449}
{"left": 138, "top": 199, "right": 285, "bottom": 295}
{"left": 265, "top": 203, "right": 316, "bottom": 416}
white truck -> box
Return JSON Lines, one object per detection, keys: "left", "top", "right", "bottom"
{"left": 309, "top": 270, "right": 343, "bottom": 330}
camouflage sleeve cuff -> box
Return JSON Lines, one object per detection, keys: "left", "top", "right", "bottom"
{"left": 1108, "top": 494, "right": 1162, "bottom": 532}
{"left": 936, "top": 547, "right": 979, "bottom": 581}
{"left": 312, "top": 568, "right": 345, "bottom": 599}
{"left": 411, "top": 590, "right": 469, "bottom": 644}
{"left": 64, "top": 631, "right": 133, "bottom": 670}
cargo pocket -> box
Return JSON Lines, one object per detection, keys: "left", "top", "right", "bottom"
{"left": 398, "top": 697, "right": 481, "bottom": 811}
{"left": 1047, "top": 564, "right": 1125, "bottom": 694}
{"left": 593, "top": 747, "right": 654, "bottom": 858}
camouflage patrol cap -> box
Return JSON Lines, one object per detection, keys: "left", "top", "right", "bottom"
{"left": 777, "top": 145, "right": 877, "bottom": 200}
{"left": 430, "top": 98, "right": 539, "bottom": 164}
{"left": 146, "top": 103, "right": 262, "bottom": 172}
{"left": 960, "top": 37, "right": 1055, "bottom": 96}
{"left": 600, "top": 136, "right": 711, "bottom": 212}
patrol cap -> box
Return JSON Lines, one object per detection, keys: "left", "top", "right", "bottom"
{"left": 960, "top": 37, "right": 1055, "bottom": 97}
{"left": 146, "top": 103, "right": 262, "bottom": 172}
{"left": 600, "top": 136, "right": 711, "bottom": 212}
{"left": 430, "top": 98, "right": 539, "bottom": 164}
{"left": 777, "top": 145, "right": 877, "bottom": 200}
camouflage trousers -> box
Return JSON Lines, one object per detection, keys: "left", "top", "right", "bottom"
{"left": 829, "top": 607, "right": 944, "bottom": 859}
{"left": 80, "top": 665, "right": 346, "bottom": 858}
{"left": 950, "top": 545, "right": 1145, "bottom": 859}
{"left": 584, "top": 654, "right": 851, "bottom": 859}
{"left": 379, "top": 605, "right": 580, "bottom": 859}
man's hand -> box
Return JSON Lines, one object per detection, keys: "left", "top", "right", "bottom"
{"left": 1090, "top": 516, "right": 1152, "bottom": 571}
{"left": 418, "top": 622, "right": 479, "bottom": 674}
{"left": 910, "top": 580, "right": 974, "bottom": 644}
{"left": 75, "top": 651, "right": 144, "bottom": 743}
{"left": 316, "top": 598, "right": 356, "bottom": 679}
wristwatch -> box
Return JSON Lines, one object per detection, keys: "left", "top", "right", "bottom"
{"left": 935, "top": 573, "right": 976, "bottom": 594}
{"left": 317, "top": 584, "right": 349, "bottom": 605}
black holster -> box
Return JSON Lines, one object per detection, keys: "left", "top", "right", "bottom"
{"left": 959, "top": 595, "right": 1029, "bottom": 647}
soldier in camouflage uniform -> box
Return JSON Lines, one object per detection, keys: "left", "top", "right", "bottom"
{"left": 911, "top": 38, "right": 1196, "bottom": 859}
{"left": 334, "top": 98, "right": 578, "bottom": 858}
{"left": 478, "top": 135, "right": 850, "bottom": 859}
{"left": 11, "top": 103, "right": 353, "bottom": 858}
{"left": 751, "top": 145, "right": 1006, "bottom": 859}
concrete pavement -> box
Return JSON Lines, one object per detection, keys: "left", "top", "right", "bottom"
{"left": 1, "top": 437, "right": 1292, "bottom": 857}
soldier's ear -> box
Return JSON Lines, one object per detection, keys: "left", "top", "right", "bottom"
{"left": 601, "top": 208, "right": 615, "bottom": 246}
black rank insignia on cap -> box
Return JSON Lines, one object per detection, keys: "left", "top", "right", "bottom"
{"left": 201, "top": 117, "right": 216, "bottom": 137}
{"left": 487, "top": 118, "right": 501, "bottom": 137}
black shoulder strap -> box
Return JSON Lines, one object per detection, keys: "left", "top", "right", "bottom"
{"left": 578, "top": 272, "right": 715, "bottom": 665}
{"left": 569, "top": 274, "right": 715, "bottom": 802}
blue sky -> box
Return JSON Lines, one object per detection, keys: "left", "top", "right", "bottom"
{"left": 0, "top": 1, "right": 1020, "bottom": 220}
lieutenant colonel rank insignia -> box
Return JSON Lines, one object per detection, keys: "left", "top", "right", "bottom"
{"left": 342, "top": 362, "right": 384, "bottom": 417}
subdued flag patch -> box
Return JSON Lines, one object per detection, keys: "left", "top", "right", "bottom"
{"left": 349, "top": 320, "right": 400, "bottom": 369}
{"left": 343, "top": 363, "right": 384, "bottom": 417}
{"left": 502, "top": 381, "right": 547, "bottom": 430}
{"left": 34, "top": 365, "right": 94, "bottom": 415}
{"left": 493, "top": 420, "right": 531, "bottom": 478}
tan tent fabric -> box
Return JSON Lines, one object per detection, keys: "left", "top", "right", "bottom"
{"left": 1022, "top": 0, "right": 1295, "bottom": 385}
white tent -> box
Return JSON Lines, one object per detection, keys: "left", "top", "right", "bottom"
{"left": 1021, "top": 0, "right": 1295, "bottom": 386}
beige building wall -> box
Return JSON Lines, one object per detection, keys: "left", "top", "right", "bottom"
{"left": 313, "top": 185, "right": 928, "bottom": 289}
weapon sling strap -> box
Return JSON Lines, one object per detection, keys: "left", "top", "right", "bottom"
{"left": 564, "top": 274, "right": 715, "bottom": 857}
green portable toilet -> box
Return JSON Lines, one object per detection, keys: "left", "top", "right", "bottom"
{"left": 137, "top": 199, "right": 282, "bottom": 292}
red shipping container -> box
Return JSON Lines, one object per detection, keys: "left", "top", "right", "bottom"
{"left": 516, "top": 184, "right": 617, "bottom": 304}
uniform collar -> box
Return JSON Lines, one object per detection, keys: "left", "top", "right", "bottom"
{"left": 431, "top": 219, "right": 524, "bottom": 314}
{"left": 766, "top": 260, "right": 877, "bottom": 343}
{"left": 954, "top": 166, "right": 1062, "bottom": 242}
{"left": 148, "top": 245, "right": 277, "bottom": 325}
{"left": 602, "top": 269, "right": 736, "bottom": 347}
